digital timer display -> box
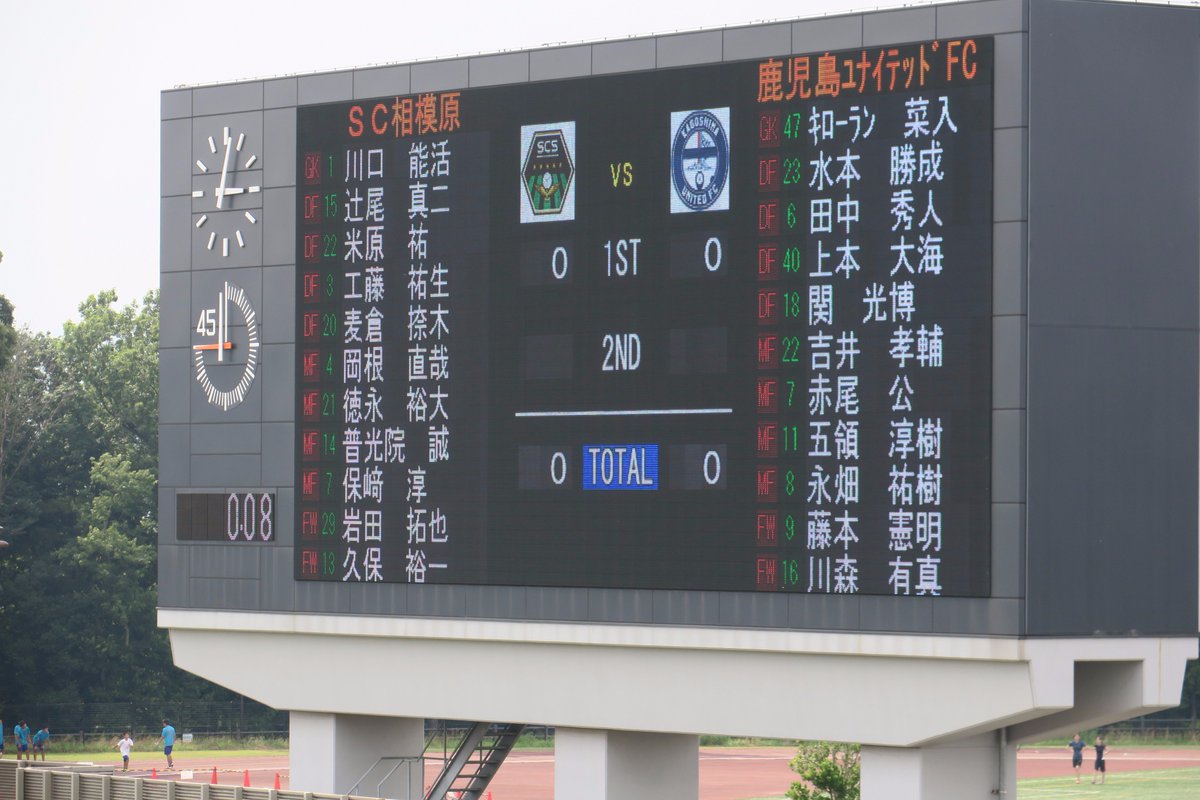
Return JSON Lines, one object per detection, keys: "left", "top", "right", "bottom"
{"left": 177, "top": 492, "right": 275, "bottom": 542}
{"left": 295, "top": 38, "right": 994, "bottom": 596}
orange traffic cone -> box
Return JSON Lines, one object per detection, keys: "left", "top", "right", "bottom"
{"left": 244, "top": 770, "right": 251, "bottom": 787}
{"left": 212, "top": 767, "right": 219, "bottom": 784}
{"left": 274, "top": 773, "right": 281, "bottom": 790}
{"left": 151, "top": 768, "right": 157, "bottom": 779}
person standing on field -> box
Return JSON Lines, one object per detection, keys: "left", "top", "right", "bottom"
{"left": 1067, "top": 733, "right": 1086, "bottom": 783}
{"left": 1092, "top": 735, "right": 1107, "bottom": 784}
{"left": 156, "top": 719, "right": 176, "bottom": 769}
{"left": 115, "top": 732, "right": 134, "bottom": 772}
{"left": 14, "top": 721, "right": 30, "bottom": 765}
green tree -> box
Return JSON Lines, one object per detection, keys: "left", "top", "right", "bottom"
{"left": 786, "top": 742, "right": 861, "bottom": 800}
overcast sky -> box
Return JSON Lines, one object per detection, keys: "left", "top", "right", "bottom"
{"left": 0, "top": 0, "right": 1182, "bottom": 331}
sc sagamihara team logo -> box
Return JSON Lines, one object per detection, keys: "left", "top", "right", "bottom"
{"left": 670, "top": 108, "right": 730, "bottom": 213}
{"left": 520, "top": 121, "right": 576, "bottom": 223}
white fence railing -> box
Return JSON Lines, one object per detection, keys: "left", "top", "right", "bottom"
{"left": 0, "top": 766, "right": 385, "bottom": 800}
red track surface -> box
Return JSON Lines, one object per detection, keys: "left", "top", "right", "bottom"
{"left": 100, "top": 746, "right": 1200, "bottom": 799}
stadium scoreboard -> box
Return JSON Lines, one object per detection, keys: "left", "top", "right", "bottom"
{"left": 293, "top": 38, "right": 994, "bottom": 596}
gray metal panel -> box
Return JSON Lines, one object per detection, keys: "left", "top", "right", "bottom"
{"left": 788, "top": 594, "right": 861, "bottom": 631}
{"left": 160, "top": 424, "right": 190, "bottom": 487}
{"left": 274, "top": 488, "right": 295, "bottom": 547}
{"left": 161, "top": 119, "right": 192, "bottom": 197}
{"left": 993, "top": 127, "right": 1027, "bottom": 223}
{"left": 191, "top": 423, "right": 262, "bottom": 455}
{"left": 1027, "top": 325, "right": 1198, "bottom": 636}
{"left": 991, "top": 502, "right": 1024, "bottom": 599}
{"left": 993, "top": 32, "right": 1027, "bottom": 129}
{"left": 261, "top": 547, "right": 295, "bottom": 611}
{"left": 859, "top": 596, "right": 933, "bottom": 633}
{"left": 190, "top": 578, "right": 260, "bottom": 610}
{"left": 262, "top": 187, "right": 296, "bottom": 267}
{"left": 349, "top": 582, "right": 409, "bottom": 615}
{"left": 592, "top": 39, "right": 656, "bottom": 75}
{"left": 656, "top": 31, "right": 723, "bottom": 69}
{"left": 191, "top": 545, "right": 262, "bottom": 579}
{"left": 931, "top": 597, "right": 1021, "bottom": 635}
{"left": 298, "top": 71, "right": 353, "bottom": 105}
{"left": 992, "top": 315, "right": 1024, "bottom": 411}
{"left": 652, "top": 591, "right": 722, "bottom": 626}
{"left": 160, "top": 196, "right": 191, "bottom": 272}
{"left": 936, "top": 0, "right": 1027, "bottom": 37}
{"left": 722, "top": 23, "right": 790, "bottom": 62}
{"left": 264, "top": 78, "right": 297, "bottom": 109}
{"left": 527, "top": 587, "right": 588, "bottom": 621}
{"left": 469, "top": 53, "right": 529, "bottom": 88}
{"left": 294, "top": 581, "right": 350, "bottom": 613}
{"left": 190, "top": 454, "right": 261, "bottom": 487}
{"left": 261, "top": 343, "right": 295, "bottom": 422}
{"left": 411, "top": 60, "right": 469, "bottom": 93}
{"left": 991, "top": 410, "right": 1024, "bottom": 504}
{"left": 158, "top": 545, "right": 189, "bottom": 607}
{"left": 189, "top": 376, "right": 263, "bottom": 423}
{"left": 530, "top": 46, "right": 591, "bottom": 81}
{"left": 263, "top": 109, "right": 296, "bottom": 190}
{"left": 1028, "top": 1, "right": 1199, "bottom": 330}
{"left": 193, "top": 82, "right": 263, "bottom": 116}
{"left": 475, "top": 587, "right": 526, "bottom": 620}
{"left": 718, "top": 592, "right": 789, "bottom": 628}
{"left": 261, "top": 422, "right": 294, "bottom": 487}
{"left": 588, "top": 589, "right": 654, "bottom": 624}
{"left": 993, "top": 221, "right": 1026, "bottom": 316}
{"left": 159, "top": 487, "right": 176, "bottom": 544}
{"left": 160, "top": 272, "right": 191, "bottom": 349}
{"left": 262, "top": 265, "right": 295, "bottom": 345}
{"left": 862, "top": 7, "right": 936, "bottom": 46}
{"left": 354, "top": 65, "right": 411, "bottom": 99}
{"left": 792, "top": 15, "right": 862, "bottom": 54}
{"left": 406, "top": 584, "right": 467, "bottom": 617}
{"left": 162, "top": 90, "right": 192, "bottom": 120}
{"left": 160, "top": 350, "right": 191, "bottom": 424}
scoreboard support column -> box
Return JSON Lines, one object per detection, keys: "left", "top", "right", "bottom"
{"left": 289, "top": 712, "right": 424, "bottom": 798}
{"left": 554, "top": 728, "right": 699, "bottom": 800}
{"left": 861, "top": 733, "right": 1015, "bottom": 800}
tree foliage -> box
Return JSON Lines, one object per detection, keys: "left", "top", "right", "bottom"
{"left": 787, "top": 742, "right": 861, "bottom": 800}
{"left": 0, "top": 290, "right": 231, "bottom": 708}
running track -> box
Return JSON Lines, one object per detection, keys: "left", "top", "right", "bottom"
{"left": 95, "top": 746, "right": 1200, "bottom": 799}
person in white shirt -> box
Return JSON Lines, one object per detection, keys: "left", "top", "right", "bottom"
{"left": 115, "top": 732, "right": 134, "bottom": 772}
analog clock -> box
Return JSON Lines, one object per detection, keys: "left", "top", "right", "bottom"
{"left": 193, "top": 280, "right": 260, "bottom": 410}
{"left": 192, "top": 125, "right": 262, "bottom": 259}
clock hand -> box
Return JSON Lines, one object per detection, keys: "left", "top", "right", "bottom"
{"left": 192, "top": 342, "right": 233, "bottom": 351}
{"left": 215, "top": 128, "right": 234, "bottom": 209}
{"left": 221, "top": 187, "right": 245, "bottom": 196}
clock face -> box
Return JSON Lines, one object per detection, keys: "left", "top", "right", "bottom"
{"left": 192, "top": 125, "right": 262, "bottom": 262}
{"left": 192, "top": 280, "right": 260, "bottom": 410}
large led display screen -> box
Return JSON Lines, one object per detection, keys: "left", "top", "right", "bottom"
{"left": 295, "top": 38, "right": 994, "bottom": 595}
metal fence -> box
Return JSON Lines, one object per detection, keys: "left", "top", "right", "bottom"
{"left": 0, "top": 702, "right": 287, "bottom": 743}
{"left": 0, "top": 764, "right": 376, "bottom": 800}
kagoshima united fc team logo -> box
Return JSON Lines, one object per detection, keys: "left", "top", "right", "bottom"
{"left": 670, "top": 108, "right": 730, "bottom": 214}
{"left": 520, "top": 121, "right": 576, "bottom": 223}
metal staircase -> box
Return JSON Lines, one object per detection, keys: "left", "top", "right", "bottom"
{"left": 424, "top": 722, "right": 524, "bottom": 800}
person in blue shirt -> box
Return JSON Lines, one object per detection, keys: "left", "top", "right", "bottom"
{"left": 1067, "top": 733, "right": 1087, "bottom": 783}
{"left": 14, "top": 721, "right": 31, "bottom": 765}
{"left": 31, "top": 727, "right": 49, "bottom": 762}
{"left": 157, "top": 719, "right": 177, "bottom": 769}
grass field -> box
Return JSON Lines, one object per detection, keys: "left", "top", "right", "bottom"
{"left": 1011, "top": 768, "right": 1200, "bottom": 799}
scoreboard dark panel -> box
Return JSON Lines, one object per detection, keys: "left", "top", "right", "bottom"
{"left": 295, "top": 38, "right": 993, "bottom": 595}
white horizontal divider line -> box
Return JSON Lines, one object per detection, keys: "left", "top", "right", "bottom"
{"left": 516, "top": 408, "right": 733, "bottom": 418}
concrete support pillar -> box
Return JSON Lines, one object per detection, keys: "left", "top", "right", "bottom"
{"left": 554, "top": 728, "right": 698, "bottom": 800}
{"left": 289, "top": 712, "right": 424, "bottom": 798}
{"left": 861, "top": 732, "right": 1015, "bottom": 800}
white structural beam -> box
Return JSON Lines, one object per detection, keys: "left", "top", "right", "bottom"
{"left": 161, "top": 609, "right": 1196, "bottom": 748}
